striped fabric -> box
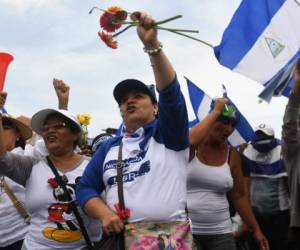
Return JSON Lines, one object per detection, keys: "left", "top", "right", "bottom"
{"left": 186, "top": 77, "right": 254, "bottom": 147}
{"left": 214, "top": 0, "right": 300, "bottom": 102}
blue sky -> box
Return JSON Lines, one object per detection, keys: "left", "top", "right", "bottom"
{"left": 0, "top": 0, "right": 288, "bottom": 138}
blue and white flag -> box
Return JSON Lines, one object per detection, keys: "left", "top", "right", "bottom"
{"left": 214, "top": 0, "right": 300, "bottom": 102}
{"left": 186, "top": 77, "right": 254, "bottom": 147}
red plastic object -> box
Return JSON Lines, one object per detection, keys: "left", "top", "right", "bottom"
{"left": 0, "top": 52, "right": 14, "bottom": 91}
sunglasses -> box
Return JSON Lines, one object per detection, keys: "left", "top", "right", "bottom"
{"left": 42, "top": 122, "right": 68, "bottom": 132}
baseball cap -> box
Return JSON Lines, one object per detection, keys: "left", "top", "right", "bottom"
{"left": 113, "top": 79, "right": 157, "bottom": 105}
{"left": 31, "top": 108, "right": 81, "bottom": 135}
{"left": 254, "top": 123, "right": 274, "bottom": 137}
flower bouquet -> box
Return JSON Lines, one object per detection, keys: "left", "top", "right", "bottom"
{"left": 89, "top": 6, "right": 212, "bottom": 49}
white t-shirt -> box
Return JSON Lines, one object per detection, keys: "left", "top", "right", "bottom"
{"left": 24, "top": 139, "right": 48, "bottom": 160}
{"left": 24, "top": 158, "right": 101, "bottom": 250}
{"left": 0, "top": 153, "right": 101, "bottom": 250}
{"left": 103, "top": 128, "right": 188, "bottom": 222}
{"left": 0, "top": 148, "right": 28, "bottom": 247}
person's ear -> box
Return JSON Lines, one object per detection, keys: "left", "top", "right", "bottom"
{"left": 153, "top": 104, "right": 158, "bottom": 116}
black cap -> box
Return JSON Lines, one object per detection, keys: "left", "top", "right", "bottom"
{"left": 113, "top": 79, "right": 157, "bottom": 105}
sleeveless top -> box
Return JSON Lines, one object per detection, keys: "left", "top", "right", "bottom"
{"left": 187, "top": 152, "right": 234, "bottom": 235}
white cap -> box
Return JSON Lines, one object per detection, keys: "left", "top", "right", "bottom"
{"left": 31, "top": 108, "right": 81, "bottom": 135}
{"left": 254, "top": 123, "right": 274, "bottom": 137}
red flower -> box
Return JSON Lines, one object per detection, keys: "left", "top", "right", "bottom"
{"left": 98, "top": 31, "right": 118, "bottom": 49}
{"left": 100, "top": 6, "right": 127, "bottom": 32}
{"left": 48, "top": 178, "right": 59, "bottom": 188}
{"left": 114, "top": 203, "right": 130, "bottom": 221}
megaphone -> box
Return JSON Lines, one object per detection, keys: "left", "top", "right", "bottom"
{"left": 0, "top": 52, "right": 14, "bottom": 91}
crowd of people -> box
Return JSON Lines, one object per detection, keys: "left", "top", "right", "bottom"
{"left": 0, "top": 11, "right": 299, "bottom": 250}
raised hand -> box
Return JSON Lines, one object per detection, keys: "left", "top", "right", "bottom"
{"left": 212, "top": 97, "right": 228, "bottom": 115}
{"left": 131, "top": 12, "right": 160, "bottom": 50}
{"left": 53, "top": 78, "right": 69, "bottom": 110}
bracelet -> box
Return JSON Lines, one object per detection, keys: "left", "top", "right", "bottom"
{"left": 143, "top": 43, "right": 163, "bottom": 56}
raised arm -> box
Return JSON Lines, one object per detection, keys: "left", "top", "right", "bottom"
{"left": 132, "top": 12, "right": 175, "bottom": 91}
{"left": 282, "top": 60, "right": 300, "bottom": 158}
{"left": 189, "top": 98, "right": 227, "bottom": 146}
{"left": 0, "top": 114, "right": 35, "bottom": 186}
{"left": 53, "top": 78, "right": 70, "bottom": 110}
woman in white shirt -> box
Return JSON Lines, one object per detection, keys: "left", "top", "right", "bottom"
{"left": 0, "top": 109, "right": 101, "bottom": 250}
{"left": 187, "top": 98, "right": 269, "bottom": 250}
{"left": 0, "top": 115, "right": 32, "bottom": 250}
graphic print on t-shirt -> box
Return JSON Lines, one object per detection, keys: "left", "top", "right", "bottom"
{"left": 104, "top": 150, "right": 151, "bottom": 186}
{"left": 43, "top": 177, "right": 81, "bottom": 243}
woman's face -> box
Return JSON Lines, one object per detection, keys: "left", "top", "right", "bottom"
{"left": 209, "top": 120, "right": 235, "bottom": 143}
{"left": 2, "top": 119, "right": 20, "bottom": 151}
{"left": 41, "top": 115, "right": 79, "bottom": 155}
{"left": 119, "top": 91, "right": 157, "bottom": 132}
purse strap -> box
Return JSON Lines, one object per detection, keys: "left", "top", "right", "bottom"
{"left": 1, "top": 177, "right": 31, "bottom": 224}
{"left": 46, "top": 156, "right": 93, "bottom": 249}
{"left": 116, "top": 143, "right": 128, "bottom": 223}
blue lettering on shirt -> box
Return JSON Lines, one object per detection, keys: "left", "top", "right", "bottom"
{"left": 107, "top": 161, "right": 151, "bottom": 186}
{"left": 103, "top": 150, "right": 147, "bottom": 173}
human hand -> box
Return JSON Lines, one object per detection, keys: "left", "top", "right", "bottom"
{"left": 253, "top": 229, "right": 269, "bottom": 250}
{"left": 100, "top": 209, "right": 124, "bottom": 235}
{"left": 53, "top": 78, "right": 69, "bottom": 110}
{"left": 213, "top": 97, "right": 228, "bottom": 115}
{"left": 131, "top": 12, "right": 160, "bottom": 50}
{"left": 0, "top": 92, "right": 7, "bottom": 109}
{"left": 234, "top": 222, "right": 249, "bottom": 241}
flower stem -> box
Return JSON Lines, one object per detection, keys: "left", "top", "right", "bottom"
{"left": 155, "top": 15, "right": 182, "bottom": 25}
{"left": 157, "top": 26, "right": 199, "bottom": 33}
{"left": 121, "top": 21, "right": 139, "bottom": 25}
{"left": 89, "top": 6, "right": 105, "bottom": 14}
{"left": 112, "top": 24, "right": 135, "bottom": 37}
{"left": 168, "top": 30, "right": 213, "bottom": 47}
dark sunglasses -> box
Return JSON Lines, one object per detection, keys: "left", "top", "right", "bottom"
{"left": 42, "top": 122, "right": 68, "bottom": 132}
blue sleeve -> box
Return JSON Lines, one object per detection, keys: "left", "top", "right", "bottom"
{"left": 156, "top": 75, "right": 189, "bottom": 151}
{"left": 75, "top": 146, "right": 106, "bottom": 209}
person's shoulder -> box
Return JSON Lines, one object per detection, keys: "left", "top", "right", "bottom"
{"left": 103, "top": 136, "right": 122, "bottom": 149}
{"left": 93, "top": 136, "right": 122, "bottom": 158}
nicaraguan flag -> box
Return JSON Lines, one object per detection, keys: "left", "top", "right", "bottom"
{"left": 186, "top": 77, "right": 254, "bottom": 147}
{"left": 214, "top": 0, "right": 300, "bottom": 102}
